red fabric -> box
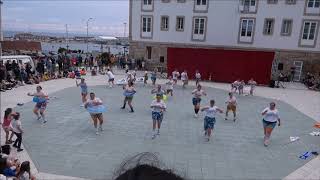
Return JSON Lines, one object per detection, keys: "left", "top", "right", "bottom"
{"left": 167, "top": 48, "right": 274, "bottom": 85}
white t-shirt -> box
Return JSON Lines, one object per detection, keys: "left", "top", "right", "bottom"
{"left": 11, "top": 120, "right": 22, "bottom": 133}
{"left": 226, "top": 96, "right": 237, "bottom": 105}
{"left": 86, "top": 97, "right": 103, "bottom": 106}
{"left": 195, "top": 73, "right": 201, "bottom": 79}
{"left": 192, "top": 89, "right": 205, "bottom": 98}
{"left": 181, "top": 72, "right": 188, "bottom": 81}
{"left": 262, "top": 107, "right": 280, "bottom": 122}
{"left": 172, "top": 71, "right": 179, "bottom": 80}
{"left": 248, "top": 80, "right": 257, "bottom": 89}
{"left": 166, "top": 80, "right": 174, "bottom": 90}
{"left": 204, "top": 106, "right": 219, "bottom": 118}
{"left": 106, "top": 71, "right": 115, "bottom": 79}
{"left": 151, "top": 100, "right": 166, "bottom": 112}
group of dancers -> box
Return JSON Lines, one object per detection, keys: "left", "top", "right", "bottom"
{"left": 24, "top": 69, "right": 280, "bottom": 146}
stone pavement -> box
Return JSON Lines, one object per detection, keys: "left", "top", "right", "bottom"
{"left": 1, "top": 70, "right": 320, "bottom": 179}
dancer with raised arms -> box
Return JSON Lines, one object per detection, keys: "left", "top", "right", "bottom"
{"left": 201, "top": 100, "right": 223, "bottom": 141}
{"left": 27, "top": 86, "right": 49, "bottom": 123}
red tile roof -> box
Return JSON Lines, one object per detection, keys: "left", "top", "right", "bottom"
{"left": 1, "top": 41, "right": 42, "bottom": 51}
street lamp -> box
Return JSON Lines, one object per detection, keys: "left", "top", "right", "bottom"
{"left": 86, "top": 18, "right": 93, "bottom": 55}
{"left": 123, "top": 22, "right": 127, "bottom": 37}
{"left": 65, "top": 24, "right": 69, "bottom": 51}
{"left": 0, "top": 0, "right": 3, "bottom": 41}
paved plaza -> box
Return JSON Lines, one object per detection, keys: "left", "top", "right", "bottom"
{"left": 10, "top": 79, "right": 320, "bottom": 179}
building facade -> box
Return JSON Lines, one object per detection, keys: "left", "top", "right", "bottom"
{"left": 129, "top": 0, "right": 320, "bottom": 84}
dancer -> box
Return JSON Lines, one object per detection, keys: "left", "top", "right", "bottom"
{"left": 106, "top": 68, "right": 115, "bottom": 88}
{"left": 151, "top": 68, "right": 158, "bottom": 86}
{"left": 248, "top": 78, "right": 257, "bottom": 96}
{"left": 195, "top": 70, "right": 201, "bottom": 86}
{"left": 150, "top": 94, "right": 167, "bottom": 139}
{"left": 151, "top": 85, "right": 165, "bottom": 100}
{"left": 231, "top": 79, "right": 241, "bottom": 93}
{"left": 201, "top": 100, "right": 223, "bottom": 141}
{"left": 181, "top": 70, "right": 188, "bottom": 88}
{"left": 76, "top": 78, "right": 88, "bottom": 106}
{"left": 84, "top": 92, "right": 105, "bottom": 135}
{"left": 11, "top": 112, "right": 24, "bottom": 152}
{"left": 172, "top": 69, "right": 180, "bottom": 85}
{"left": 238, "top": 80, "right": 245, "bottom": 95}
{"left": 165, "top": 76, "right": 174, "bottom": 96}
{"left": 192, "top": 85, "right": 207, "bottom": 118}
{"left": 225, "top": 92, "right": 237, "bottom": 122}
{"left": 261, "top": 102, "right": 281, "bottom": 146}
{"left": 143, "top": 71, "right": 148, "bottom": 86}
{"left": 121, "top": 81, "right": 136, "bottom": 112}
{"left": 2, "top": 108, "right": 14, "bottom": 144}
{"left": 27, "top": 86, "right": 48, "bottom": 123}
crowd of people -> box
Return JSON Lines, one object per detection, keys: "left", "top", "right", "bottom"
{"left": 303, "top": 72, "right": 320, "bottom": 91}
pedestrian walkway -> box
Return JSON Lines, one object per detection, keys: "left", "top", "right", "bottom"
{"left": 1, "top": 71, "right": 319, "bottom": 179}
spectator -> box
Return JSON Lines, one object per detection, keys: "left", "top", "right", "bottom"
{"left": 16, "top": 161, "right": 36, "bottom": 180}
{"left": 2, "top": 158, "right": 20, "bottom": 177}
{"left": 5, "top": 61, "right": 13, "bottom": 77}
{"left": 11, "top": 112, "right": 24, "bottom": 152}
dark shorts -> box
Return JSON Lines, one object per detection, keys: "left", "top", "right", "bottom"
{"left": 125, "top": 96, "right": 133, "bottom": 101}
{"left": 151, "top": 77, "right": 156, "bottom": 82}
{"left": 35, "top": 102, "right": 47, "bottom": 110}
{"left": 108, "top": 78, "right": 114, "bottom": 82}
{"left": 263, "top": 119, "right": 277, "bottom": 129}
{"left": 81, "top": 91, "right": 88, "bottom": 96}
{"left": 167, "top": 89, "right": 173, "bottom": 93}
{"left": 204, "top": 117, "right": 215, "bottom": 130}
{"left": 192, "top": 97, "right": 201, "bottom": 106}
{"left": 152, "top": 111, "right": 163, "bottom": 122}
{"left": 91, "top": 113, "right": 103, "bottom": 119}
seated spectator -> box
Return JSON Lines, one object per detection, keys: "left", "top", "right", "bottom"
{"left": 80, "top": 68, "right": 86, "bottom": 76}
{"left": 43, "top": 72, "right": 50, "bottom": 81}
{"left": 16, "top": 161, "right": 36, "bottom": 180}
{"left": 75, "top": 69, "right": 81, "bottom": 79}
{"left": 1, "top": 158, "right": 20, "bottom": 178}
{"left": 91, "top": 67, "right": 97, "bottom": 76}
{"left": 68, "top": 71, "right": 75, "bottom": 79}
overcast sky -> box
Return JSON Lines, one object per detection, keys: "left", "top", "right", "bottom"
{"left": 3, "top": 0, "right": 129, "bottom": 36}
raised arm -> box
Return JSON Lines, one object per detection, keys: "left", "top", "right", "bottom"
{"left": 201, "top": 106, "right": 209, "bottom": 112}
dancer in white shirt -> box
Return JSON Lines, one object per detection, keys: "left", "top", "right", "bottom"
{"left": 248, "top": 78, "right": 257, "bottom": 96}
{"left": 201, "top": 100, "right": 223, "bottom": 141}
{"left": 192, "top": 85, "right": 207, "bottom": 118}
{"left": 106, "top": 69, "right": 115, "bottom": 88}
{"left": 172, "top": 69, "right": 180, "bottom": 85}
{"left": 195, "top": 70, "right": 201, "bottom": 87}
{"left": 225, "top": 92, "right": 237, "bottom": 122}
{"left": 261, "top": 102, "right": 281, "bottom": 146}
{"left": 150, "top": 95, "right": 166, "bottom": 139}
{"left": 181, "top": 70, "right": 188, "bottom": 88}
{"left": 165, "top": 76, "right": 174, "bottom": 96}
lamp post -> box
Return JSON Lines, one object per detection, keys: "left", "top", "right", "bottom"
{"left": 86, "top": 18, "right": 93, "bottom": 55}
{"left": 0, "top": 0, "right": 3, "bottom": 58}
{"left": 123, "top": 22, "right": 127, "bottom": 37}
{"left": 65, "top": 24, "right": 69, "bottom": 51}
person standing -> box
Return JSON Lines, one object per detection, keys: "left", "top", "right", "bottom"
{"left": 225, "top": 92, "right": 237, "bottom": 122}
{"left": 201, "top": 100, "right": 223, "bottom": 141}
{"left": 11, "top": 112, "right": 24, "bottom": 152}
{"left": 248, "top": 78, "right": 257, "bottom": 96}
{"left": 150, "top": 94, "right": 167, "bottom": 139}
{"left": 151, "top": 68, "right": 158, "bottom": 86}
{"left": 172, "top": 69, "right": 180, "bottom": 85}
{"left": 121, "top": 81, "right": 136, "bottom": 113}
{"left": 143, "top": 71, "right": 148, "bottom": 86}
{"left": 151, "top": 85, "right": 166, "bottom": 100}
{"left": 2, "top": 108, "right": 14, "bottom": 144}
{"left": 261, "top": 102, "right": 281, "bottom": 147}
{"left": 85, "top": 92, "right": 105, "bottom": 135}
{"left": 76, "top": 78, "right": 88, "bottom": 106}
{"left": 195, "top": 70, "right": 201, "bottom": 87}
{"left": 106, "top": 69, "right": 115, "bottom": 88}
{"left": 192, "top": 85, "right": 207, "bottom": 118}
{"left": 181, "top": 70, "right": 188, "bottom": 88}
{"left": 27, "top": 86, "right": 49, "bottom": 123}
{"left": 165, "top": 76, "right": 174, "bottom": 96}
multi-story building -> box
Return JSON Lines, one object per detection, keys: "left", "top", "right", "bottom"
{"left": 129, "top": 0, "right": 320, "bottom": 84}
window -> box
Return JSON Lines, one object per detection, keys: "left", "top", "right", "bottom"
{"left": 281, "top": 19, "right": 292, "bottom": 36}
{"left": 307, "top": 0, "right": 320, "bottom": 8}
{"left": 194, "top": 18, "right": 205, "bottom": 35}
{"left": 160, "top": 56, "right": 165, "bottom": 63}
{"left": 285, "top": 0, "right": 296, "bottom": 4}
{"left": 302, "top": 21, "right": 317, "bottom": 40}
{"left": 263, "top": 18, "right": 275, "bottom": 35}
{"left": 143, "top": 0, "right": 152, "bottom": 5}
{"left": 267, "top": 0, "right": 278, "bottom": 4}
{"left": 176, "top": 16, "right": 184, "bottom": 31}
{"left": 146, "top": 46, "right": 152, "bottom": 59}
{"left": 142, "top": 17, "right": 152, "bottom": 32}
{"left": 241, "top": 19, "right": 254, "bottom": 37}
{"left": 192, "top": 17, "right": 207, "bottom": 41}
{"left": 177, "top": 0, "right": 186, "bottom": 2}
{"left": 161, "top": 0, "right": 170, "bottom": 3}
{"left": 161, "top": 16, "right": 169, "bottom": 31}
{"left": 240, "top": 0, "right": 257, "bottom": 13}
{"left": 196, "top": 0, "right": 207, "bottom": 5}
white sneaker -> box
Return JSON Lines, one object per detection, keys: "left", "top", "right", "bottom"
{"left": 194, "top": 114, "right": 198, "bottom": 118}
{"left": 96, "top": 131, "right": 99, "bottom": 135}
{"left": 157, "top": 131, "right": 160, "bottom": 135}
{"left": 99, "top": 126, "right": 103, "bottom": 131}
{"left": 80, "top": 104, "right": 84, "bottom": 107}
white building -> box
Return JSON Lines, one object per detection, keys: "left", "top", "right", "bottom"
{"left": 129, "top": 0, "right": 320, "bottom": 83}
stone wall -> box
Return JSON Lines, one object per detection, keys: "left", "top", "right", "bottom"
{"left": 275, "top": 51, "right": 320, "bottom": 78}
